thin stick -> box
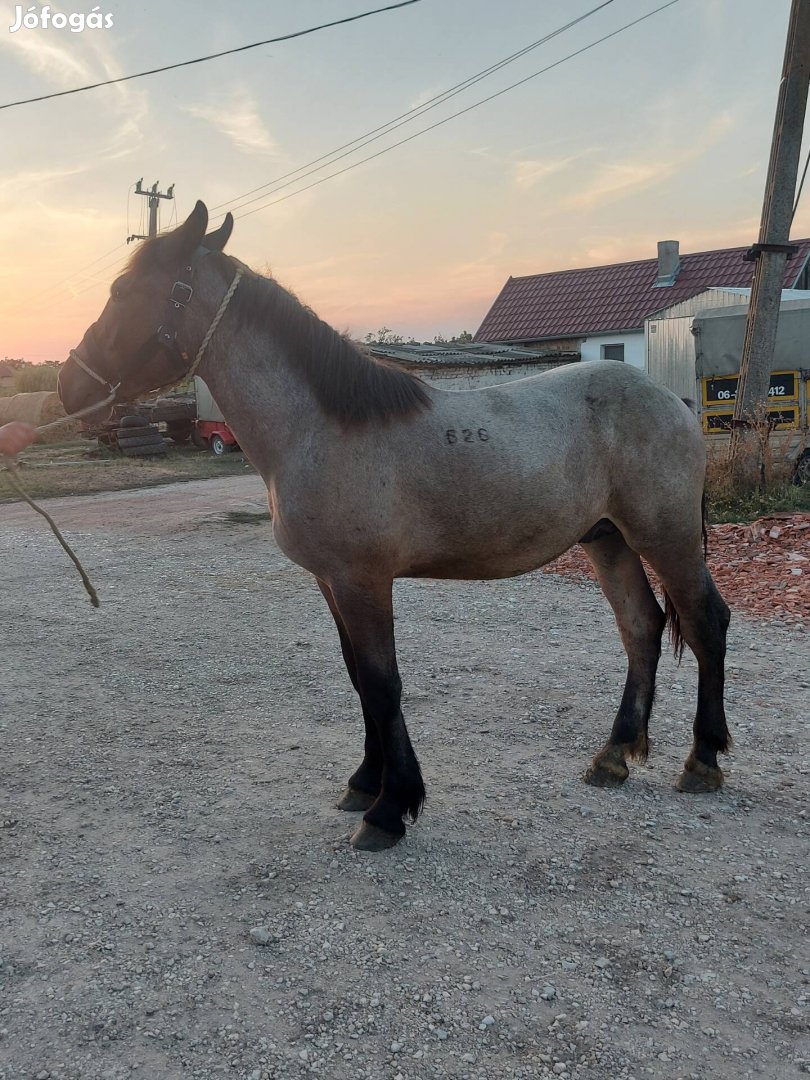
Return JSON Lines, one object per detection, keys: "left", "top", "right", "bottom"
{"left": 2, "top": 455, "right": 100, "bottom": 607}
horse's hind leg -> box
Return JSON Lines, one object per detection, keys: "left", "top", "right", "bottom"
{"left": 580, "top": 528, "right": 666, "bottom": 788}
{"left": 645, "top": 555, "right": 731, "bottom": 792}
{"left": 323, "top": 576, "right": 425, "bottom": 851}
{"left": 316, "top": 579, "right": 382, "bottom": 812}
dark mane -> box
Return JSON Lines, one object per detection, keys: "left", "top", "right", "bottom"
{"left": 125, "top": 235, "right": 165, "bottom": 276}
{"left": 217, "top": 257, "right": 431, "bottom": 427}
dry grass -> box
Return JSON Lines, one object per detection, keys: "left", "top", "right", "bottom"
{"left": 0, "top": 440, "right": 255, "bottom": 503}
{"left": 705, "top": 424, "right": 809, "bottom": 522}
{"left": 0, "top": 363, "right": 62, "bottom": 396}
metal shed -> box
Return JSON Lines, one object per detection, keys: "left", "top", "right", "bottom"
{"left": 366, "top": 342, "right": 577, "bottom": 389}
{"left": 645, "top": 288, "right": 810, "bottom": 400}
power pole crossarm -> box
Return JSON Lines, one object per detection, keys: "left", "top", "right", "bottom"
{"left": 127, "top": 180, "right": 175, "bottom": 243}
{"left": 729, "top": 0, "right": 810, "bottom": 477}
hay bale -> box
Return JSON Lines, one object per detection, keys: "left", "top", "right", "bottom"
{"left": 0, "top": 392, "right": 80, "bottom": 442}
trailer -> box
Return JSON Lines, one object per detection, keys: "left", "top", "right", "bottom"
{"left": 645, "top": 291, "right": 810, "bottom": 481}
{"left": 193, "top": 376, "right": 240, "bottom": 455}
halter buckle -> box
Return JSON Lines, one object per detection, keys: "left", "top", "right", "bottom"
{"left": 170, "top": 280, "right": 193, "bottom": 308}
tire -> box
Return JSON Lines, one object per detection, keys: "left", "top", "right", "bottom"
{"left": 116, "top": 421, "right": 159, "bottom": 434}
{"left": 119, "top": 414, "right": 149, "bottom": 429}
{"left": 210, "top": 433, "right": 232, "bottom": 456}
{"left": 120, "top": 444, "right": 167, "bottom": 457}
{"left": 116, "top": 426, "right": 152, "bottom": 439}
{"left": 793, "top": 451, "right": 810, "bottom": 486}
{"left": 167, "top": 420, "right": 192, "bottom": 444}
{"left": 116, "top": 434, "right": 166, "bottom": 450}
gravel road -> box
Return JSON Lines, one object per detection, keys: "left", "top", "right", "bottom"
{"left": 1, "top": 476, "right": 808, "bottom": 1080}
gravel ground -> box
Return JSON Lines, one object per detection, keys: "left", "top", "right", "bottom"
{"left": 1, "top": 476, "right": 808, "bottom": 1080}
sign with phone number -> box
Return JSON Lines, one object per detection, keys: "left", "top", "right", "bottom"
{"left": 702, "top": 370, "right": 798, "bottom": 405}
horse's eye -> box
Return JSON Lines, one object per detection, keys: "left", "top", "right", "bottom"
{"left": 111, "top": 285, "right": 126, "bottom": 302}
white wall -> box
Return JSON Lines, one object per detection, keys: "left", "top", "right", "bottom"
{"left": 580, "top": 331, "right": 645, "bottom": 370}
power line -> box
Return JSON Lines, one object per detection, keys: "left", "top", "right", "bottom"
{"left": 5, "top": 1, "right": 617, "bottom": 313}
{"left": 0, "top": 0, "right": 423, "bottom": 111}
{"left": 233, "top": 0, "right": 682, "bottom": 222}
{"left": 7, "top": 0, "right": 680, "bottom": 317}
{"left": 209, "top": 0, "right": 617, "bottom": 217}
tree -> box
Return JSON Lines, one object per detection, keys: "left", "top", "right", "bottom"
{"left": 363, "top": 327, "right": 404, "bottom": 345}
{"left": 433, "top": 331, "right": 473, "bottom": 345}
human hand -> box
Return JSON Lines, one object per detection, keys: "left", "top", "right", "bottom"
{"left": 0, "top": 421, "right": 37, "bottom": 457}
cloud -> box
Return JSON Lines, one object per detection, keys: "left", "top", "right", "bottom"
{"left": 183, "top": 89, "right": 277, "bottom": 155}
{"left": 565, "top": 112, "right": 737, "bottom": 211}
{"left": 409, "top": 85, "right": 444, "bottom": 111}
{"left": 0, "top": 29, "right": 96, "bottom": 84}
{"left": 0, "top": 22, "right": 148, "bottom": 159}
{"left": 0, "top": 162, "right": 91, "bottom": 201}
{"left": 568, "top": 161, "right": 671, "bottom": 209}
{"left": 513, "top": 156, "right": 578, "bottom": 190}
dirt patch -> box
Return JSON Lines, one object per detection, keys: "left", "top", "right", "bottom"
{"left": 1, "top": 477, "right": 807, "bottom": 1080}
{"left": 545, "top": 512, "right": 810, "bottom": 624}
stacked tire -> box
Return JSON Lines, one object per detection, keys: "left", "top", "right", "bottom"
{"left": 115, "top": 415, "right": 167, "bottom": 457}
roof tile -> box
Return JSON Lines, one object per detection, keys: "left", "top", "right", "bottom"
{"left": 474, "top": 241, "right": 810, "bottom": 342}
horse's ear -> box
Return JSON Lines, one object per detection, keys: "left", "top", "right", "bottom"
{"left": 204, "top": 212, "right": 234, "bottom": 253}
{"left": 162, "top": 201, "right": 209, "bottom": 262}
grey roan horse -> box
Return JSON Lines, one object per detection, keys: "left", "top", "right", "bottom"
{"left": 59, "top": 202, "right": 731, "bottom": 851}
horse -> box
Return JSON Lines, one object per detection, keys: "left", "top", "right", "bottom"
{"left": 59, "top": 201, "right": 731, "bottom": 851}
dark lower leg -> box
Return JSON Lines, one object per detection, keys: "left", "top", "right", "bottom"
{"left": 581, "top": 532, "right": 665, "bottom": 788}
{"left": 646, "top": 568, "right": 730, "bottom": 793}
{"left": 326, "top": 579, "right": 425, "bottom": 850}
{"left": 677, "top": 585, "right": 731, "bottom": 792}
{"left": 317, "top": 579, "right": 384, "bottom": 811}
{"left": 585, "top": 646, "right": 661, "bottom": 787}
{"left": 338, "top": 706, "right": 383, "bottom": 810}
{"left": 352, "top": 666, "right": 425, "bottom": 849}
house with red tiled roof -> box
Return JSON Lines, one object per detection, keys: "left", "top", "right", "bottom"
{"left": 474, "top": 239, "right": 810, "bottom": 369}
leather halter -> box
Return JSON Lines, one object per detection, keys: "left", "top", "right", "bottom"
{"left": 67, "top": 247, "right": 242, "bottom": 408}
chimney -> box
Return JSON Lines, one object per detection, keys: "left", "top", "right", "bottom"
{"left": 654, "top": 240, "right": 680, "bottom": 287}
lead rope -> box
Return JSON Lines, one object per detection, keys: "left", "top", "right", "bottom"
{"left": 186, "top": 267, "right": 243, "bottom": 380}
{"left": 1, "top": 384, "right": 123, "bottom": 607}
{"left": 0, "top": 268, "right": 244, "bottom": 608}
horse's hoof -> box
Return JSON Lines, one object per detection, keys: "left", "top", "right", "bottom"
{"left": 350, "top": 822, "right": 404, "bottom": 851}
{"left": 336, "top": 787, "right": 376, "bottom": 812}
{"left": 584, "top": 751, "right": 629, "bottom": 788}
{"left": 676, "top": 761, "right": 723, "bottom": 793}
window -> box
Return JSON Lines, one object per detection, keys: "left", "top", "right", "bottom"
{"left": 601, "top": 343, "right": 625, "bottom": 362}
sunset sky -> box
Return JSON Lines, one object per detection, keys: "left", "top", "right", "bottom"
{"left": 0, "top": 0, "right": 807, "bottom": 361}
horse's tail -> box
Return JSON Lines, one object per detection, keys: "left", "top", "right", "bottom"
{"left": 664, "top": 590, "right": 685, "bottom": 663}
{"left": 663, "top": 487, "right": 708, "bottom": 662}
{"left": 701, "top": 487, "right": 708, "bottom": 558}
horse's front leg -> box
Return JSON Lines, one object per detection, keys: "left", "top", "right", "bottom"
{"left": 317, "top": 578, "right": 382, "bottom": 811}
{"left": 325, "top": 576, "right": 425, "bottom": 851}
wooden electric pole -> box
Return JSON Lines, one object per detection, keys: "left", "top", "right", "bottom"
{"left": 127, "top": 179, "right": 175, "bottom": 243}
{"left": 728, "top": 0, "right": 810, "bottom": 482}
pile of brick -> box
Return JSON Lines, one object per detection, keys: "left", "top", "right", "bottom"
{"left": 544, "top": 512, "right": 810, "bottom": 625}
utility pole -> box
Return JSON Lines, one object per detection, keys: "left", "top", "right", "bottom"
{"left": 127, "top": 179, "right": 175, "bottom": 243}
{"left": 728, "top": 0, "right": 810, "bottom": 482}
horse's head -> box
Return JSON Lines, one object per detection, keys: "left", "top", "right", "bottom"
{"left": 59, "top": 201, "right": 234, "bottom": 419}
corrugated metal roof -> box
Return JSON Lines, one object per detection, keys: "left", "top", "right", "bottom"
{"left": 367, "top": 342, "right": 554, "bottom": 367}
{"left": 474, "top": 240, "right": 810, "bottom": 343}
